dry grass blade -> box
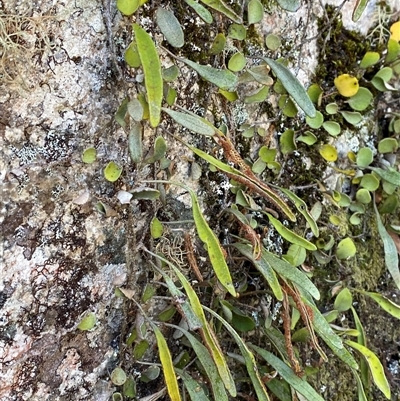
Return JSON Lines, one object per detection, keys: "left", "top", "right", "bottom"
{"left": 281, "top": 288, "right": 303, "bottom": 376}
{"left": 184, "top": 232, "right": 203, "bottom": 282}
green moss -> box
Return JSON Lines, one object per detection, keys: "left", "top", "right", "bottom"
{"left": 349, "top": 215, "right": 386, "bottom": 290}
{"left": 308, "top": 356, "right": 356, "bottom": 401}
{"left": 245, "top": 24, "right": 265, "bottom": 50}
{"left": 315, "top": 5, "right": 373, "bottom": 88}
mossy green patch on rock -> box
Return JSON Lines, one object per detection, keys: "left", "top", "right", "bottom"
{"left": 348, "top": 216, "right": 386, "bottom": 290}
{"left": 315, "top": 5, "right": 373, "bottom": 87}
{"left": 308, "top": 355, "right": 357, "bottom": 401}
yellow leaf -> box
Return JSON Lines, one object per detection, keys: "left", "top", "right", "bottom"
{"left": 334, "top": 74, "right": 359, "bottom": 97}
{"left": 390, "top": 20, "right": 400, "bottom": 42}
{"left": 153, "top": 325, "right": 182, "bottom": 401}
{"left": 319, "top": 144, "right": 338, "bottom": 162}
{"left": 345, "top": 340, "right": 391, "bottom": 399}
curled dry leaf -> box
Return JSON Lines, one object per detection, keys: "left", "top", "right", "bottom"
{"left": 73, "top": 190, "right": 90, "bottom": 205}
{"left": 118, "top": 287, "right": 135, "bottom": 299}
{"left": 96, "top": 201, "right": 118, "bottom": 217}
{"left": 117, "top": 190, "right": 133, "bottom": 204}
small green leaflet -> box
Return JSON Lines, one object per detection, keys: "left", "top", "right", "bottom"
{"left": 130, "top": 187, "right": 160, "bottom": 200}
{"left": 180, "top": 57, "right": 238, "bottom": 90}
{"left": 345, "top": 340, "right": 391, "bottom": 399}
{"left": 163, "top": 108, "right": 215, "bottom": 136}
{"left": 323, "top": 121, "right": 341, "bottom": 136}
{"left": 262, "top": 57, "right": 316, "bottom": 117}
{"left": 249, "top": 345, "right": 324, "bottom": 401}
{"left": 152, "top": 325, "right": 182, "bottom": 401}
{"left": 266, "top": 213, "right": 317, "bottom": 251}
{"left": 360, "top": 51, "right": 380, "bottom": 69}
{"left": 340, "top": 110, "right": 363, "bottom": 125}
{"left": 156, "top": 8, "right": 184, "bottom": 48}
{"left": 228, "top": 23, "right": 246, "bottom": 40}
{"left": 123, "top": 376, "right": 136, "bottom": 397}
{"left": 228, "top": 52, "right": 246, "bottom": 72}
{"left": 150, "top": 216, "right": 163, "bottom": 239}
{"left": 246, "top": 65, "right": 274, "bottom": 85}
{"left": 334, "top": 288, "right": 353, "bottom": 312}
{"left": 210, "top": 33, "right": 226, "bottom": 55}
{"left": 204, "top": 306, "right": 271, "bottom": 401}
{"left": 286, "top": 244, "right": 306, "bottom": 266}
{"left": 247, "top": 0, "right": 264, "bottom": 25}
{"left": 115, "top": 97, "right": 129, "bottom": 128}
{"left": 117, "top": 0, "right": 140, "bottom": 15}
{"left": 144, "top": 136, "right": 167, "bottom": 164}
{"left": 104, "top": 161, "right": 122, "bottom": 182}
{"left": 184, "top": 0, "right": 213, "bottom": 23}
{"left": 82, "top": 147, "right": 97, "bottom": 164}
{"left": 125, "top": 41, "right": 141, "bottom": 68}
{"left": 188, "top": 188, "right": 237, "bottom": 297}
{"left": 373, "top": 200, "right": 400, "bottom": 290}
{"left": 163, "top": 65, "right": 180, "bottom": 82}
{"left": 127, "top": 98, "right": 144, "bottom": 121}
{"left": 110, "top": 367, "right": 127, "bottom": 386}
{"left": 244, "top": 86, "right": 269, "bottom": 103}
{"left": 133, "top": 24, "right": 163, "bottom": 127}
{"left": 276, "top": 0, "right": 300, "bottom": 12}
{"left": 199, "top": 0, "right": 242, "bottom": 23}
{"left": 77, "top": 312, "right": 97, "bottom": 330}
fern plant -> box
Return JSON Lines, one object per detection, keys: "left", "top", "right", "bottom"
{"left": 98, "top": 1, "right": 400, "bottom": 400}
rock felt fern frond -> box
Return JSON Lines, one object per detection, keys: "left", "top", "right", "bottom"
{"left": 133, "top": 23, "right": 163, "bottom": 127}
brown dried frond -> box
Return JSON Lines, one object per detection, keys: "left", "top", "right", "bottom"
{"left": 184, "top": 232, "right": 203, "bottom": 282}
